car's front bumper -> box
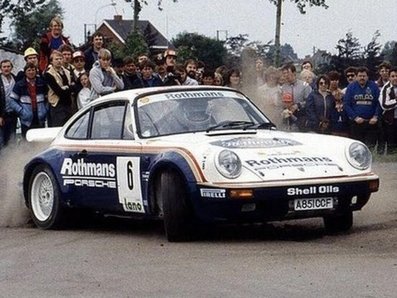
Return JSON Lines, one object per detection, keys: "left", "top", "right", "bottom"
{"left": 192, "top": 174, "right": 379, "bottom": 223}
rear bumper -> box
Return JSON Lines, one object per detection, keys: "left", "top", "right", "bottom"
{"left": 192, "top": 175, "right": 379, "bottom": 223}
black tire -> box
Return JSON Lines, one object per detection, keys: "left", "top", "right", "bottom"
{"left": 160, "top": 170, "right": 194, "bottom": 242}
{"left": 323, "top": 211, "right": 353, "bottom": 234}
{"left": 28, "top": 165, "right": 65, "bottom": 229}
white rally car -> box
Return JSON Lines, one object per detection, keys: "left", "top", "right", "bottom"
{"left": 24, "top": 86, "right": 379, "bottom": 241}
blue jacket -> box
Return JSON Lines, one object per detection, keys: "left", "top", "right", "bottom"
{"left": 343, "top": 80, "right": 381, "bottom": 120}
{"left": 10, "top": 77, "right": 49, "bottom": 127}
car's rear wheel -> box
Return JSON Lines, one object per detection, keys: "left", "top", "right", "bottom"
{"left": 323, "top": 211, "right": 353, "bottom": 233}
{"left": 159, "top": 170, "right": 194, "bottom": 242}
{"left": 28, "top": 165, "right": 65, "bottom": 229}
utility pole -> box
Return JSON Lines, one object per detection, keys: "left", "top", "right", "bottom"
{"left": 274, "top": 0, "right": 282, "bottom": 67}
{"left": 133, "top": 0, "right": 140, "bottom": 34}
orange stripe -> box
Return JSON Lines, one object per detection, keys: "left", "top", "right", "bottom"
{"left": 52, "top": 143, "right": 206, "bottom": 182}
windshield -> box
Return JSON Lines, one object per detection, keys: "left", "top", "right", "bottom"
{"left": 136, "top": 90, "right": 271, "bottom": 138}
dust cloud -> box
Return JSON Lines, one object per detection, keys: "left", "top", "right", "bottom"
{"left": 0, "top": 141, "right": 48, "bottom": 227}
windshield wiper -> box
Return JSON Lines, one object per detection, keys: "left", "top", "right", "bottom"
{"left": 246, "top": 122, "right": 276, "bottom": 129}
{"left": 206, "top": 121, "right": 255, "bottom": 132}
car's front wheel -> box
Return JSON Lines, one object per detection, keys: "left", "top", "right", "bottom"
{"left": 28, "top": 165, "right": 65, "bottom": 229}
{"left": 323, "top": 211, "right": 353, "bottom": 233}
{"left": 159, "top": 170, "right": 195, "bottom": 242}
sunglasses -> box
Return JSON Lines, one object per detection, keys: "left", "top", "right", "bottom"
{"left": 319, "top": 81, "right": 327, "bottom": 85}
{"left": 74, "top": 58, "right": 84, "bottom": 63}
{"left": 347, "top": 74, "right": 355, "bottom": 78}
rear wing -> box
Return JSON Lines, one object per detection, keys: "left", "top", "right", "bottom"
{"left": 26, "top": 127, "right": 62, "bottom": 142}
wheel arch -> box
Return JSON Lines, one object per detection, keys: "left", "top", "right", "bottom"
{"left": 146, "top": 152, "right": 197, "bottom": 215}
{"left": 23, "top": 160, "right": 59, "bottom": 207}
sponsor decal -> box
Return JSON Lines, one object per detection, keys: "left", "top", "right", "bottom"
{"left": 211, "top": 137, "right": 301, "bottom": 149}
{"left": 245, "top": 156, "right": 339, "bottom": 172}
{"left": 165, "top": 91, "right": 225, "bottom": 100}
{"left": 61, "top": 158, "right": 116, "bottom": 188}
{"left": 116, "top": 157, "right": 145, "bottom": 213}
{"left": 287, "top": 185, "right": 340, "bottom": 196}
{"left": 200, "top": 188, "right": 226, "bottom": 199}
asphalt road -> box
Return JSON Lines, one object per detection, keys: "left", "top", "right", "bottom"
{"left": 0, "top": 162, "right": 396, "bottom": 298}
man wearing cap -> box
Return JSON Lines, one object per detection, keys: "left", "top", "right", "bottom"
{"left": 164, "top": 49, "right": 177, "bottom": 72}
{"left": 0, "top": 59, "right": 17, "bottom": 150}
{"left": 16, "top": 47, "right": 41, "bottom": 81}
{"left": 72, "top": 51, "right": 86, "bottom": 79}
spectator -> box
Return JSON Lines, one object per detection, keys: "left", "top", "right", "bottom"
{"left": 139, "top": 60, "right": 163, "bottom": 88}
{"left": 137, "top": 53, "right": 149, "bottom": 65}
{"left": 201, "top": 70, "right": 215, "bottom": 85}
{"left": 255, "top": 57, "right": 265, "bottom": 87}
{"left": 72, "top": 50, "right": 87, "bottom": 78}
{"left": 280, "top": 63, "right": 312, "bottom": 131}
{"left": 301, "top": 60, "right": 314, "bottom": 72}
{"left": 84, "top": 32, "right": 105, "bottom": 71}
{"left": 306, "top": 75, "right": 335, "bottom": 134}
{"left": 163, "top": 49, "right": 177, "bottom": 73}
{"left": 213, "top": 72, "right": 224, "bottom": 86}
{"left": 375, "top": 61, "right": 391, "bottom": 155}
{"left": 122, "top": 56, "right": 143, "bottom": 90}
{"left": 184, "top": 59, "right": 198, "bottom": 79}
{"left": 89, "top": 48, "right": 124, "bottom": 97}
{"left": 44, "top": 50, "right": 73, "bottom": 127}
{"left": 255, "top": 66, "right": 282, "bottom": 127}
{"left": 328, "top": 70, "right": 350, "bottom": 137}
{"left": 376, "top": 61, "right": 391, "bottom": 88}
{"left": 76, "top": 73, "right": 96, "bottom": 110}
{"left": 9, "top": 63, "right": 48, "bottom": 139}
{"left": 344, "top": 66, "right": 381, "bottom": 150}
{"left": 378, "top": 66, "right": 397, "bottom": 154}
{"left": 174, "top": 64, "right": 198, "bottom": 86}
{"left": 280, "top": 92, "right": 299, "bottom": 131}
{"left": 16, "top": 47, "right": 40, "bottom": 81}
{"left": 225, "top": 68, "right": 242, "bottom": 90}
{"left": 39, "top": 16, "right": 70, "bottom": 73}
{"left": 0, "top": 59, "right": 17, "bottom": 149}
{"left": 299, "top": 69, "right": 315, "bottom": 87}
{"left": 342, "top": 66, "right": 357, "bottom": 93}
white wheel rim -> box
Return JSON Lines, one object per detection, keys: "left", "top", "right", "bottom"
{"left": 31, "top": 172, "right": 54, "bottom": 222}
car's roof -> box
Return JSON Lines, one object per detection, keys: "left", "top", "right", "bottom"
{"left": 98, "top": 85, "right": 239, "bottom": 102}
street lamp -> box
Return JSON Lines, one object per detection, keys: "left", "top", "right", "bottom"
{"left": 95, "top": 0, "right": 117, "bottom": 27}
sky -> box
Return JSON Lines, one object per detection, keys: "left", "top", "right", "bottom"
{"left": 57, "top": 0, "right": 396, "bottom": 58}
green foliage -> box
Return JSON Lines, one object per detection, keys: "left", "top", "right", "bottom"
{"left": 172, "top": 32, "right": 227, "bottom": 70}
{"left": 363, "top": 30, "right": 384, "bottom": 80}
{"left": 381, "top": 41, "right": 396, "bottom": 65}
{"left": 0, "top": 0, "right": 46, "bottom": 37}
{"left": 268, "top": 0, "right": 328, "bottom": 14}
{"left": 108, "top": 32, "right": 149, "bottom": 60}
{"left": 10, "top": 0, "right": 63, "bottom": 51}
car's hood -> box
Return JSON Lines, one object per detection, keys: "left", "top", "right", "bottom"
{"left": 144, "top": 130, "right": 371, "bottom": 183}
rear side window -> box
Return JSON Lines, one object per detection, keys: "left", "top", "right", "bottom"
{"left": 65, "top": 111, "right": 90, "bottom": 139}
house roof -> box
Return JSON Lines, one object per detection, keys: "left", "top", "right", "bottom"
{"left": 101, "top": 17, "right": 173, "bottom": 50}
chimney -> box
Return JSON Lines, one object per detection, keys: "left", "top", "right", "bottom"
{"left": 114, "top": 15, "right": 122, "bottom": 21}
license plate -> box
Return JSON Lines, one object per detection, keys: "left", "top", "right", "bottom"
{"left": 294, "top": 197, "right": 333, "bottom": 211}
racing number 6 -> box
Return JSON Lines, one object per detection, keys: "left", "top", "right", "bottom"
{"left": 127, "top": 161, "right": 134, "bottom": 190}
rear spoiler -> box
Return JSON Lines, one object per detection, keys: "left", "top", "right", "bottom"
{"left": 26, "top": 127, "right": 62, "bottom": 142}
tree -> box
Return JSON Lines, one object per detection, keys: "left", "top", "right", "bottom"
{"left": 124, "top": 0, "right": 177, "bottom": 33}
{"left": 10, "top": 0, "right": 63, "bottom": 51}
{"left": 108, "top": 32, "right": 149, "bottom": 60}
{"left": 363, "top": 30, "right": 383, "bottom": 80}
{"left": 172, "top": 32, "right": 227, "bottom": 70}
{"left": 381, "top": 40, "right": 396, "bottom": 64}
{"left": 267, "top": 0, "right": 329, "bottom": 66}
{"left": 0, "top": 0, "right": 46, "bottom": 45}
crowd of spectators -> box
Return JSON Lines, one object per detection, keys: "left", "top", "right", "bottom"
{"left": 1, "top": 16, "right": 397, "bottom": 155}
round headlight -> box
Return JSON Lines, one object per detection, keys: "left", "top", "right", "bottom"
{"left": 346, "top": 142, "right": 372, "bottom": 170}
{"left": 215, "top": 150, "right": 242, "bottom": 179}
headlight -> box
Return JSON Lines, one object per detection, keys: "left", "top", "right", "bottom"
{"left": 215, "top": 150, "right": 242, "bottom": 179}
{"left": 346, "top": 142, "right": 372, "bottom": 170}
